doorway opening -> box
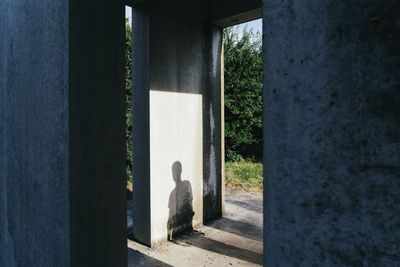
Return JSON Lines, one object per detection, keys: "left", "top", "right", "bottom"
{"left": 125, "top": 15, "right": 264, "bottom": 266}
{"left": 223, "top": 19, "right": 264, "bottom": 213}
{"left": 220, "top": 18, "right": 264, "bottom": 266}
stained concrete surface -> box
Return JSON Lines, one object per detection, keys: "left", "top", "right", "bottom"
{"left": 263, "top": 1, "right": 400, "bottom": 266}
{"left": 127, "top": 188, "right": 263, "bottom": 266}
{"left": 1, "top": 1, "right": 126, "bottom": 265}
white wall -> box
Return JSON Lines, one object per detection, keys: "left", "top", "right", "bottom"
{"left": 150, "top": 91, "right": 203, "bottom": 244}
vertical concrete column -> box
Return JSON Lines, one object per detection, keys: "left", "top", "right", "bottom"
{"left": 69, "top": 1, "right": 126, "bottom": 266}
{"left": 132, "top": 4, "right": 151, "bottom": 246}
{"left": 131, "top": 2, "right": 223, "bottom": 245}
{"left": 0, "top": 0, "right": 126, "bottom": 266}
{"left": 263, "top": 0, "right": 400, "bottom": 266}
{"left": 203, "top": 26, "right": 223, "bottom": 223}
{"left": 0, "top": 4, "right": 8, "bottom": 265}
{"left": 1, "top": 1, "right": 70, "bottom": 266}
{"left": 0, "top": 3, "right": 7, "bottom": 265}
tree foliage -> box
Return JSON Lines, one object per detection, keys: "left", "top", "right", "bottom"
{"left": 224, "top": 27, "right": 263, "bottom": 161}
{"left": 126, "top": 19, "right": 133, "bottom": 183}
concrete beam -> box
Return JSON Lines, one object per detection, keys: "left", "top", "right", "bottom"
{"left": 213, "top": 8, "right": 262, "bottom": 28}
{"left": 127, "top": 0, "right": 262, "bottom": 27}
{"left": 125, "top": 0, "right": 146, "bottom": 7}
{"left": 210, "top": 0, "right": 262, "bottom": 27}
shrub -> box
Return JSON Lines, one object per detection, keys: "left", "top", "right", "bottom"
{"left": 224, "top": 27, "right": 263, "bottom": 161}
{"left": 126, "top": 19, "right": 133, "bottom": 184}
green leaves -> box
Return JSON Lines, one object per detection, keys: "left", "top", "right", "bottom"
{"left": 224, "top": 26, "right": 263, "bottom": 161}
{"left": 126, "top": 19, "right": 133, "bottom": 184}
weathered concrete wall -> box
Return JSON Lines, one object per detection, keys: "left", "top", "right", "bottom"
{"left": 0, "top": 1, "right": 70, "bottom": 266}
{"left": 0, "top": 2, "right": 5, "bottom": 263}
{"left": 263, "top": 0, "right": 400, "bottom": 266}
{"left": 132, "top": 4, "right": 152, "bottom": 246}
{"left": 203, "top": 26, "right": 224, "bottom": 222}
{"left": 1, "top": 0, "right": 126, "bottom": 266}
{"left": 0, "top": 2, "right": 6, "bottom": 265}
{"left": 132, "top": 1, "right": 223, "bottom": 245}
{"left": 69, "top": 1, "right": 126, "bottom": 266}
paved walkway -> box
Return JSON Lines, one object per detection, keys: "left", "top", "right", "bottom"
{"left": 128, "top": 189, "right": 263, "bottom": 267}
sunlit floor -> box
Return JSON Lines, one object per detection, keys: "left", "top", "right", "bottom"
{"left": 128, "top": 189, "right": 263, "bottom": 267}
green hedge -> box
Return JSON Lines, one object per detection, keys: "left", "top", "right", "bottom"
{"left": 224, "top": 27, "right": 263, "bottom": 161}
{"left": 126, "top": 20, "right": 133, "bottom": 183}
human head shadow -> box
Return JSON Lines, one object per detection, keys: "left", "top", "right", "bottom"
{"left": 167, "top": 161, "right": 195, "bottom": 240}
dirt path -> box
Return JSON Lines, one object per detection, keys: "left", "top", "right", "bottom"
{"left": 128, "top": 188, "right": 263, "bottom": 266}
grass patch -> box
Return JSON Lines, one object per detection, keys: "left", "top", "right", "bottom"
{"left": 225, "top": 160, "right": 263, "bottom": 193}
{"left": 127, "top": 180, "right": 133, "bottom": 199}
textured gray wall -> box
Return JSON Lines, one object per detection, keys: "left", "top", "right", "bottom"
{"left": 203, "top": 25, "right": 223, "bottom": 222}
{"left": 0, "top": 1, "right": 5, "bottom": 265}
{"left": 69, "top": 1, "right": 126, "bottom": 266}
{"left": 0, "top": 1, "right": 69, "bottom": 266}
{"left": 0, "top": 0, "right": 126, "bottom": 266}
{"left": 132, "top": 4, "right": 152, "bottom": 246}
{"left": 0, "top": 2, "right": 4, "bottom": 262}
{"left": 0, "top": 0, "right": 70, "bottom": 266}
{"left": 263, "top": 0, "right": 400, "bottom": 266}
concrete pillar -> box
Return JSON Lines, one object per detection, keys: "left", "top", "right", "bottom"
{"left": 0, "top": 0, "right": 126, "bottom": 266}
{"left": 203, "top": 27, "right": 224, "bottom": 223}
{"left": 132, "top": 2, "right": 223, "bottom": 246}
{"left": 263, "top": 0, "right": 400, "bottom": 266}
{"left": 131, "top": 4, "right": 151, "bottom": 246}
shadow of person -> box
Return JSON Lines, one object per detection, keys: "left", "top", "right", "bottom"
{"left": 167, "top": 161, "right": 195, "bottom": 241}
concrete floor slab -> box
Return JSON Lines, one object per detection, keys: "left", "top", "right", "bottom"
{"left": 128, "top": 189, "right": 263, "bottom": 266}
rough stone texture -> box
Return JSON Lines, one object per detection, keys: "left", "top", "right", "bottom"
{"left": 1, "top": 0, "right": 126, "bottom": 266}
{"left": 263, "top": 1, "right": 400, "bottom": 266}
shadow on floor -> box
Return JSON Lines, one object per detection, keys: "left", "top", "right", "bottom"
{"left": 225, "top": 199, "right": 263, "bottom": 214}
{"left": 207, "top": 217, "right": 263, "bottom": 242}
{"left": 128, "top": 248, "right": 172, "bottom": 267}
{"left": 173, "top": 231, "right": 263, "bottom": 265}
{"left": 127, "top": 189, "right": 263, "bottom": 266}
